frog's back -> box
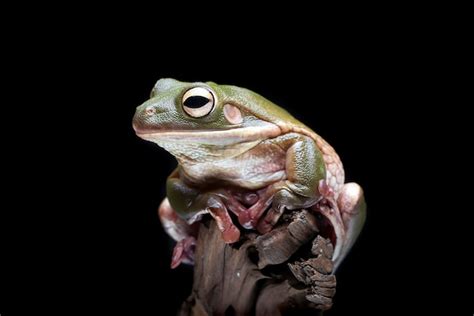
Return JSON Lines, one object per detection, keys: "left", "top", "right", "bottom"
{"left": 219, "top": 84, "right": 345, "bottom": 195}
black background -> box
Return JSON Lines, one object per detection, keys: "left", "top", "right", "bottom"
{"left": 1, "top": 20, "right": 468, "bottom": 315}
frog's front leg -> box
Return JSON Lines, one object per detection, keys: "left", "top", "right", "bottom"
{"left": 166, "top": 170, "right": 241, "bottom": 244}
{"left": 257, "top": 135, "right": 326, "bottom": 233}
{"left": 158, "top": 198, "right": 197, "bottom": 268}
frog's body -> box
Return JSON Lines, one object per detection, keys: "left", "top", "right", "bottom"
{"left": 180, "top": 138, "right": 287, "bottom": 189}
{"left": 133, "top": 79, "right": 365, "bottom": 270}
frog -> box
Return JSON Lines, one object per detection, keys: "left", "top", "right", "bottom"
{"left": 133, "top": 78, "right": 366, "bottom": 270}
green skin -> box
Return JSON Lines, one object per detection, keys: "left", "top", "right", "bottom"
{"left": 133, "top": 79, "right": 365, "bottom": 270}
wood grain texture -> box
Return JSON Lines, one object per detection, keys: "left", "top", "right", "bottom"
{"left": 179, "top": 210, "right": 335, "bottom": 316}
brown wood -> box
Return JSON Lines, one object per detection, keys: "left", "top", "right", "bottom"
{"left": 179, "top": 210, "right": 335, "bottom": 316}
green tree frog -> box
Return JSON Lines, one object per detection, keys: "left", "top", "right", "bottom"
{"left": 133, "top": 79, "right": 366, "bottom": 270}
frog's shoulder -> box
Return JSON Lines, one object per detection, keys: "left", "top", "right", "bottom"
{"left": 219, "top": 84, "right": 342, "bottom": 166}
{"left": 224, "top": 86, "right": 332, "bottom": 149}
{"left": 219, "top": 85, "right": 312, "bottom": 136}
{"left": 278, "top": 120, "right": 339, "bottom": 158}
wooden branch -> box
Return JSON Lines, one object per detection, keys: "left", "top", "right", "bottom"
{"left": 179, "top": 210, "right": 336, "bottom": 316}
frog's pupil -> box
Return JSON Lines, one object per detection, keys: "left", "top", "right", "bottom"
{"left": 184, "top": 96, "right": 210, "bottom": 108}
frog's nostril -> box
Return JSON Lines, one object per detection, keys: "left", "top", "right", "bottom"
{"left": 145, "top": 105, "right": 156, "bottom": 116}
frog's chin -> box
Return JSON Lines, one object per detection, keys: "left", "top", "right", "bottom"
{"left": 135, "top": 123, "right": 281, "bottom": 146}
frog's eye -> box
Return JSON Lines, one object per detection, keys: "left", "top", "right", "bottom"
{"left": 182, "top": 87, "right": 215, "bottom": 118}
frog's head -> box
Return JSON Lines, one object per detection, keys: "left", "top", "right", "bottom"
{"left": 133, "top": 78, "right": 286, "bottom": 162}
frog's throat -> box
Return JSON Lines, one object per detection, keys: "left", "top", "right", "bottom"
{"left": 136, "top": 123, "right": 282, "bottom": 146}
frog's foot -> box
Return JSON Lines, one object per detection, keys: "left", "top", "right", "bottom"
{"left": 206, "top": 196, "right": 241, "bottom": 244}
{"left": 313, "top": 182, "right": 366, "bottom": 271}
{"left": 335, "top": 182, "right": 366, "bottom": 269}
{"left": 232, "top": 182, "right": 288, "bottom": 230}
{"left": 174, "top": 191, "right": 241, "bottom": 244}
{"left": 242, "top": 188, "right": 276, "bottom": 229}
{"left": 159, "top": 198, "right": 199, "bottom": 268}
{"left": 224, "top": 185, "right": 279, "bottom": 230}
{"left": 158, "top": 198, "right": 197, "bottom": 242}
{"left": 255, "top": 204, "right": 284, "bottom": 234}
{"left": 256, "top": 187, "right": 318, "bottom": 234}
{"left": 170, "top": 236, "right": 196, "bottom": 269}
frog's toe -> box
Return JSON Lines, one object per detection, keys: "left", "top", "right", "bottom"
{"left": 222, "top": 224, "right": 241, "bottom": 243}
{"left": 256, "top": 205, "right": 285, "bottom": 234}
{"left": 170, "top": 236, "right": 196, "bottom": 269}
{"left": 208, "top": 204, "right": 241, "bottom": 244}
{"left": 338, "top": 183, "right": 365, "bottom": 219}
{"left": 335, "top": 183, "right": 366, "bottom": 268}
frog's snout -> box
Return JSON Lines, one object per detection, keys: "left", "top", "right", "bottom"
{"left": 132, "top": 102, "right": 161, "bottom": 134}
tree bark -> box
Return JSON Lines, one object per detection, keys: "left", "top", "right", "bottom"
{"left": 179, "top": 210, "right": 336, "bottom": 316}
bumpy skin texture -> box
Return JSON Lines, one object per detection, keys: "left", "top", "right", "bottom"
{"left": 133, "top": 79, "right": 366, "bottom": 270}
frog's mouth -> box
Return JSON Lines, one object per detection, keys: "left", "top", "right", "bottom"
{"left": 135, "top": 124, "right": 282, "bottom": 146}
{"left": 135, "top": 124, "right": 283, "bottom": 163}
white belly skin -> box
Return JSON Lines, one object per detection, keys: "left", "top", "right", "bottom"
{"left": 180, "top": 141, "right": 287, "bottom": 190}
